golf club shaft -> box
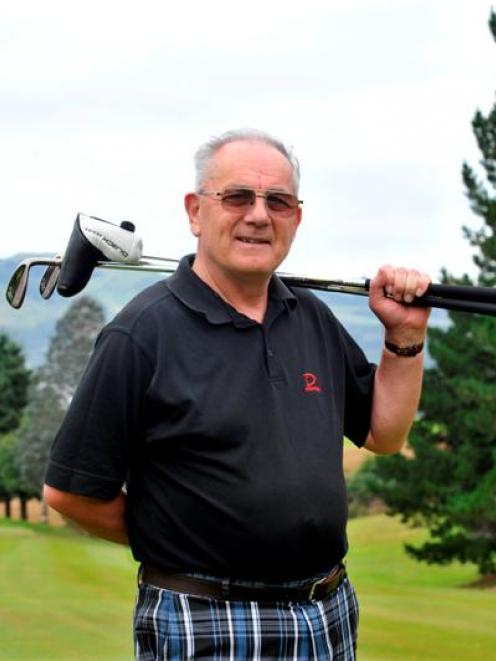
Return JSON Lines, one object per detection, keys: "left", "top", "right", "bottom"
{"left": 34, "top": 253, "right": 496, "bottom": 305}
{"left": 97, "top": 260, "right": 496, "bottom": 316}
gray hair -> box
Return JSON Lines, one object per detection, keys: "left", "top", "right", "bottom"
{"left": 194, "top": 128, "right": 301, "bottom": 193}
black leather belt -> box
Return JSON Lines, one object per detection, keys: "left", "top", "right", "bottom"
{"left": 139, "top": 563, "right": 346, "bottom": 602}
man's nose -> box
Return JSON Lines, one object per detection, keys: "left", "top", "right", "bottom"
{"left": 244, "top": 195, "right": 269, "bottom": 224}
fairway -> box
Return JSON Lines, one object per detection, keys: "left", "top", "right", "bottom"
{"left": 347, "top": 516, "right": 496, "bottom": 660}
{"left": 0, "top": 520, "right": 136, "bottom": 660}
{"left": 1, "top": 515, "right": 495, "bottom": 660}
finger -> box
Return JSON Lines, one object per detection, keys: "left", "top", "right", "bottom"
{"left": 404, "top": 269, "right": 421, "bottom": 303}
{"left": 391, "top": 267, "right": 407, "bottom": 302}
{"left": 415, "top": 272, "right": 431, "bottom": 297}
{"left": 374, "top": 264, "right": 394, "bottom": 295}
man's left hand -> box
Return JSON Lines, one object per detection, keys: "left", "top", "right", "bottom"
{"left": 368, "top": 265, "right": 432, "bottom": 346}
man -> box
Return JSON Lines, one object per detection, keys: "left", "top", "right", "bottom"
{"left": 44, "top": 128, "right": 431, "bottom": 660}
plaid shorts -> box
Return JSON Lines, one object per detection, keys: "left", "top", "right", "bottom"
{"left": 134, "top": 572, "right": 359, "bottom": 660}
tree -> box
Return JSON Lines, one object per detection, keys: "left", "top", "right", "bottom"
{"left": 0, "top": 333, "right": 30, "bottom": 516}
{"left": 42, "top": 296, "right": 107, "bottom": 409}
{"left": 367, "top": 13, "right": 496, "bottom": 576}
{"left": 16, "top": 297, "right": 105, "bottom": 518}
{"left": 0, "top": 333, "right": 30, "bottom": 435}
{"left": 0, "top": 432, "right": 21, "bottom": 517}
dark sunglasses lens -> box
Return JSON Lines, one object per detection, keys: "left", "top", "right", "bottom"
{"left": 221, "top": 189, "right": 254, "bottom": 208}
{"left": 266, "top": 193, "right": 297, "bottom": 212}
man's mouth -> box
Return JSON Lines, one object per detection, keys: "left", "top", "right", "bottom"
{"left": 236, "top": 237, "right": 270, "bottom": 244}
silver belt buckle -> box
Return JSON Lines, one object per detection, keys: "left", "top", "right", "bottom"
{"left": 308, "top": 575, "right": 326, "bottom": 600}
{"left": 308, "top": 562, "right": 344, "bottom": 599}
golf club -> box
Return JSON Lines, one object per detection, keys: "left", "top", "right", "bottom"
{"left": 39, "top": 259, "right": 62, "bottom": 300}
{"left": 6, "top": 257, "right": 64, "bottom": 309}
{"left": 55, "top": 213, "right": 145, "bottom": 298}
{"left": 6, "top": 255, "right": 177, "bottom": 309}
{"left": 39, "top": 254, "right": 177, "bottom": 299}
{"left": 278, "top": 274, "right": 496, "bottom": 316}
{"left": 6, "top": 254, "right": 496, "bottom": 316}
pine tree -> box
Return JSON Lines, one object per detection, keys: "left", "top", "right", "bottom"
{"left": 461, "top": 10, "right": 496, "bottom": 286}
{"left": 0, "top": 432, "right": 21, "bottom": 517}
{"left": 43, "top": 296, "right": 107, "bottom": 409}
{"left": 16, "top": 297, "right": 105, "bottom": 512}
{"left": 0, "top": 333, "right": 30, "bottom": 435}
{"left": 368, "top": 13, "right": 496, "bottom": 576}
{"left": 0, "top": 333, "right": 30, "bottom": 517}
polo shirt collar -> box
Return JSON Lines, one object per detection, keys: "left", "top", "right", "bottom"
{"left": 166, "top": 254, "right": 297, "bottom": 326}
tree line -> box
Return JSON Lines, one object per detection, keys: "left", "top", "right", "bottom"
{"left": 0, "top": 297, "right": 105, "bottom": 522}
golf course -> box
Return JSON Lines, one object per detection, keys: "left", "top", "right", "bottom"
{"left": 1, "top": 514, "right": 494, "bottom": 660}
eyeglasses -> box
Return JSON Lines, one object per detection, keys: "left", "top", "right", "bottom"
{"left": 198, "top": 188, "right": 303, "bottom": 217}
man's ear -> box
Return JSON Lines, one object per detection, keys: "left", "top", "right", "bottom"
{"left": 184, "top": 192, "right": 201, "bottom": 237}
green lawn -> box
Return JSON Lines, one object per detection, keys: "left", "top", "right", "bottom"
{"left": 347, "top": 515, "right": 496, "bottom": 660}
{"left": 0, "top": 520, "right": 136, "bottom": 660}
{"left": 0, "top": 515, "right": 494, "bottom": 660}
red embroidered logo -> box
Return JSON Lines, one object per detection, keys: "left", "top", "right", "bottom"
{"left": 303, "top": 372, "right": 321, "bottom": 393}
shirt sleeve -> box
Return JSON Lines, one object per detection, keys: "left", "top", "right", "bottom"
{"left": 338, "top": 323, "right": 376, "bottom": 447}
{"left": 44, "top": 327, "right": 153, "bottom": 499}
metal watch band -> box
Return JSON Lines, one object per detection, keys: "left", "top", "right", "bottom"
{"left": 384, "top": 340, "right": 424, "bottom": 357}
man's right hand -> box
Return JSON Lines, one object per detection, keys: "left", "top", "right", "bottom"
{"left": 43, "top": 485, "right": 129, "bottom": 545}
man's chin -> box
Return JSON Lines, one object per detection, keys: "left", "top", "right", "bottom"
{"left": 229, "top": 258, "right": 279, "bottom": 280}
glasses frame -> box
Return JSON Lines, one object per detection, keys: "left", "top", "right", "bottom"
{"left": 198, "top": 187, "right": 303, "bottom": 217}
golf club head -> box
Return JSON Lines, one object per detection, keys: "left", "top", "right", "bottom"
{"left": 39, "top": 263, "right": 61, "bottom": 299}
{"left": 6, "top": 261, "right": 29, "bottom": 309}
{"left": 57, "top": 214, "right": 142, "bottom": 297}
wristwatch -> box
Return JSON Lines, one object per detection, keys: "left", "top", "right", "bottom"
{"left": 384, "top": 340, "right": 424, "bottom": 357}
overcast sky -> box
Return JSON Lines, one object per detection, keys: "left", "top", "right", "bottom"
{"left": 1, "top": 0, "right": 494, "bottom": 282}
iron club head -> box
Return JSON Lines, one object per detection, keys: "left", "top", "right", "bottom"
{"left": 6, "top": 261, "right": 30, "bottom": 309}
{"left": 6, "top": 257, "right": 62, "bottom": 309}
{"left": 39, "top": 262, "right": 62, "bottom": 300}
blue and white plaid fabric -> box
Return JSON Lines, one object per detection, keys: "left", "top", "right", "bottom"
{"left": 134, "top": 573, "right": 359, "bottom": 660}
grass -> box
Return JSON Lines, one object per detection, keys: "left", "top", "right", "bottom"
{"left": 0, "top": 519, "right": 136, "bottom": 660}
{"left": 0, "top": 515, "right": 495, "bottom": 660}
{"left": 347, "top": 515, "right": 496, "bottom": 660}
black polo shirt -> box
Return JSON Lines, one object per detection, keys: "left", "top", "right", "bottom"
{"left": 46, "top": 255, "right": 375, "bottom": 580}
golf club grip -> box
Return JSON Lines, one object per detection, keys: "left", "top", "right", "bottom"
{"left": 422, "top": 282, "right": 496, "bottom": 304}
{"left": 362, "top": 279, "right": 496, "bottom": 307}
{"left": 408, "top": 296, "right": 496, "bottom": 316}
